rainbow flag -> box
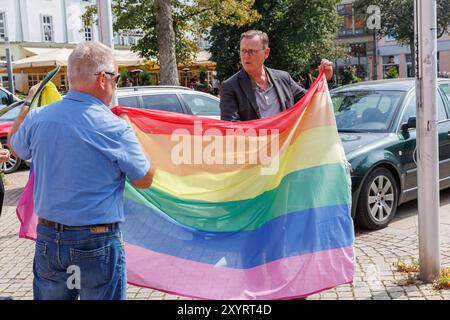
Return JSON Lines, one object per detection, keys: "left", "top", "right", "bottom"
{"left": 17, "top": 71, "right": 354, "bottom": 300}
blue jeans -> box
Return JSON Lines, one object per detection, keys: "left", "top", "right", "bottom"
{"left": 33, "top": 223, "right": 126, "bottom": 300}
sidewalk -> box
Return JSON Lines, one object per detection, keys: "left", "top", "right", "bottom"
{"left": 1, "top": 168, "right": 450, "bottom": 300}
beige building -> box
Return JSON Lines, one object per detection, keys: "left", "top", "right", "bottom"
{"left": 0, "top": 0, "right": 215, "bottom": 94}
{"left": 335, "top": 0, "right": 450, "bottom": 82}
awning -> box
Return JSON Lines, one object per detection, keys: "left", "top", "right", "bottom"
{"left": 12, "top": 47, "right": 145, "bottom": 70}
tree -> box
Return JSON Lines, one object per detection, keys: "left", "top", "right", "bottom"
{"left": 154, "top": 0, "right": 178, "bottom": 84}
{"left": 353, "top": 0, "right": 450, "bottom": 77}
{"left": 83, "top": 1, "right": 260, "bottom": 85}
{"left": 208, "top": 0, "right": 345, "bottom": 80}
{"left": 342, "top": 65, "right": 363, "bottom": 85}
{"left": 385, "top": 66, "right": 399, "bottom": 79}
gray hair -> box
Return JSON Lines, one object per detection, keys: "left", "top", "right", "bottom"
{"left": 240, "top": 30, "right": 269, "bottom": 48}
{"left": 68, "top": 41, "right": 116, "bottom": 87}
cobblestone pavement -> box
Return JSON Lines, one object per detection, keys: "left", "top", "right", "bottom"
{"left": 2, "top": 167, "right": 450, "bottom": 300}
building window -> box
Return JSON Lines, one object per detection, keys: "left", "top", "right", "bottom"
{"left": 406, "top": 54, "right": 413, "bottom": 77}
{"left": 337, "top": 4, "right": 366, "bottom": 36}
{"left": 0, "top": 12, "right": 6, "bottom": 41}
{"left": 42, "top": 15, "right": 54, "bottom": 42}
{"left": 1, "top": 75, "right": 15, "bottom": 91}
{"left": 347, "top": 43, "right": 367, "bottom": 58}
{"left": 60, "top": 74, "right": 67, "bottom": 91}
{"left": 84, "top": 26, "right": 92, "bottom": 41}
{"left": 28, "top": 74, "right": 45, "bottom": 88}
{"left": 179, "top": 71, "right": 193, "bottom": 87}
{"left": 337, "top": 4, "right": 354, "bottom": 36}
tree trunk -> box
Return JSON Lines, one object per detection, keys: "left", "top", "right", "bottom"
{"left": 154, "top": 0, "right": 179, "bottom": 85}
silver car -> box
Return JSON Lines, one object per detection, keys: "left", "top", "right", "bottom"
{"left": 114, "top": 86, "right": 220, "bottom": 119}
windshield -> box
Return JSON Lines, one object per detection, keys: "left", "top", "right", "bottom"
{"left": 0, "top": 105, "right": 22, "bottom": 121}
{"left": 331, "top": 90, "right": 405, "bottom": 132}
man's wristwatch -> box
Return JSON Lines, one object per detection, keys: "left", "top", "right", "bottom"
{"left": 23, "top": 100, "right": 31, "bottom": 107}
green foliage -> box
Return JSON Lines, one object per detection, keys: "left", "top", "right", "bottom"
{"left": 385, "top": 66, "right": 399, "bottom": 79}
{"left": 341, "top": 65, "right": 363, "bottom": 85}
{"left": 83, "top": 1, "right": 260, "bottom": 65}
{"left": 139, "top": 71, "right": 151, "bottom": 85}
{"left": 434, "top": 268, "right": 450, "bottom": 290}
{"left": 208, "top": 0, "right": 345, "bottom": 80}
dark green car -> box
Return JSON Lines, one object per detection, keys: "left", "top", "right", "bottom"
{"left": 331, "top": 79, "right": 450, "bottom": 230}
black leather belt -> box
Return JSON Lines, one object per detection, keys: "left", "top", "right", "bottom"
{"left": 38, "top": 217, "right": 117, "bottom": 232}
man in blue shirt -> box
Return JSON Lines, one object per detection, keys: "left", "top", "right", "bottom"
{"left": 9, "top": 41, "right": 154, "bottom": 300}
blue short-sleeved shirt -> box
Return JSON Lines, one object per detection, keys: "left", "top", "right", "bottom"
{"left": 11, "top": 91, "right": 150, "bottom": 226}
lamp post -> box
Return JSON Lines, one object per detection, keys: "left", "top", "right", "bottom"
{"left": 372, "top": 30, "right": 378, "bottom": 80}
{"left": 415, "top": 0, "right": 440, "bottom": 283}
{"left": 366, "top": 5, "right": 381, "bottom": 80}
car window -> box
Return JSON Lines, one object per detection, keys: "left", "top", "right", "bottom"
{"left": 182, "top": 94, "right": 220, "bottom": 116}
{"left": 332, "top": 90, "right": 404, "bottom": 132}
{"left": 118, "top": 96, "right": 139, "bottom": 108}
{"left": 401, "top": 93, "right": 447, "bottom": 123}
{"left": 0, "top": 105, "right": 22, "bottom": 121}
{"left": 141, "top": 94, "right": 183, "bottom": 113}
{"left": 0, "top": 90, "right": 10, "bottom": 108}
{"left": 440, "top": 83, "right": 450, "bottom": 104}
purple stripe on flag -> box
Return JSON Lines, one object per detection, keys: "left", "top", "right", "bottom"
{"left": 125, "top": 243, "right": 354, "bottom": 300}
{"left": 16, "top": 171, "right": 37, "bottom": 240}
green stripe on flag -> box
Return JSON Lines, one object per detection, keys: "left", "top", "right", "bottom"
{"left": 124, "top": 163, "right": 351, "bottom": 232}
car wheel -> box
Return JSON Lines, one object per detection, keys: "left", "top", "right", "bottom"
{"left": 0, "top": 145, "right": 22, "bottom": 174}
{"left": 355, "top": 167, "right": 399, "bottom": 230}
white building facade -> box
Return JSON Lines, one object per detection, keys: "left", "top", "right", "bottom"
{"left": 0, "top": 0, "right": 142, "bottom": 93}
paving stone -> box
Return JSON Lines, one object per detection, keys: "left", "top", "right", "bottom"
{"left": 3, "top": 169, "right": 450, "bottom": 300}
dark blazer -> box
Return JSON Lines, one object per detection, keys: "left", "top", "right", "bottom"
{"left": 220, "top": 67, "right": 307, "bottom": 121}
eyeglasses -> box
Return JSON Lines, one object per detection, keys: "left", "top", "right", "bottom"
{"left": 94, "top": 71, "right": 121, "bottom": 84}
{"left": 240, "top": 48, "right": 265, "bottom": 56}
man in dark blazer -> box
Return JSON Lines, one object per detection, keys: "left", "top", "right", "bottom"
{"left": 220, "top": 30, "right": 334, "bottom": 121}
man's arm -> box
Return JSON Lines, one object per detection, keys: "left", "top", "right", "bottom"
{"left": 7, "top": 84, "right": 40, "bottom": 157}
{"left": 219, "top": 82, "right": 241, "bottom": 121}
{"left": 7, "top": 104, "right": 30, "bottom": 157}
{"left": 116, "top": 126, "right": 155, "bottom": 190}
{"left": 320, "top": 59, "right": 334, "bottom": 82}
{"left": 130, "top": 165, "right": 154, "bottom": 189}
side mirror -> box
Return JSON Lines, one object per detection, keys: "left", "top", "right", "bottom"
{"left": 401, "top": 116, "right": 416, "bottom": 132}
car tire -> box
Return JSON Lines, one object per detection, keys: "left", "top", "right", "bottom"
{"left": 355, "top": 167, "right": 399, "bottom": 230}
{"left": 0, "top": 144, "right": 22, "bottom": 174}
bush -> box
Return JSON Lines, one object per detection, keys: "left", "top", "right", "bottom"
{"left": 341, "top": 66, "right": 362, "bottom": 85}
{"left": 385, "top": 67, "right": 399, "bottom": 79}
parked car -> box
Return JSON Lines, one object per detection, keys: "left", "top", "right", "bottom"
{"left": 331, "top": 79, "right": 450, "bottom": 230}
{"left": 0, "top": 103, "right": 24, "bottom": 173}
{"left": 115, "top": 86, "right": 220, "bottom": 119}
{"left": 0, "top": 86, "right": 21, "bottom": 109}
